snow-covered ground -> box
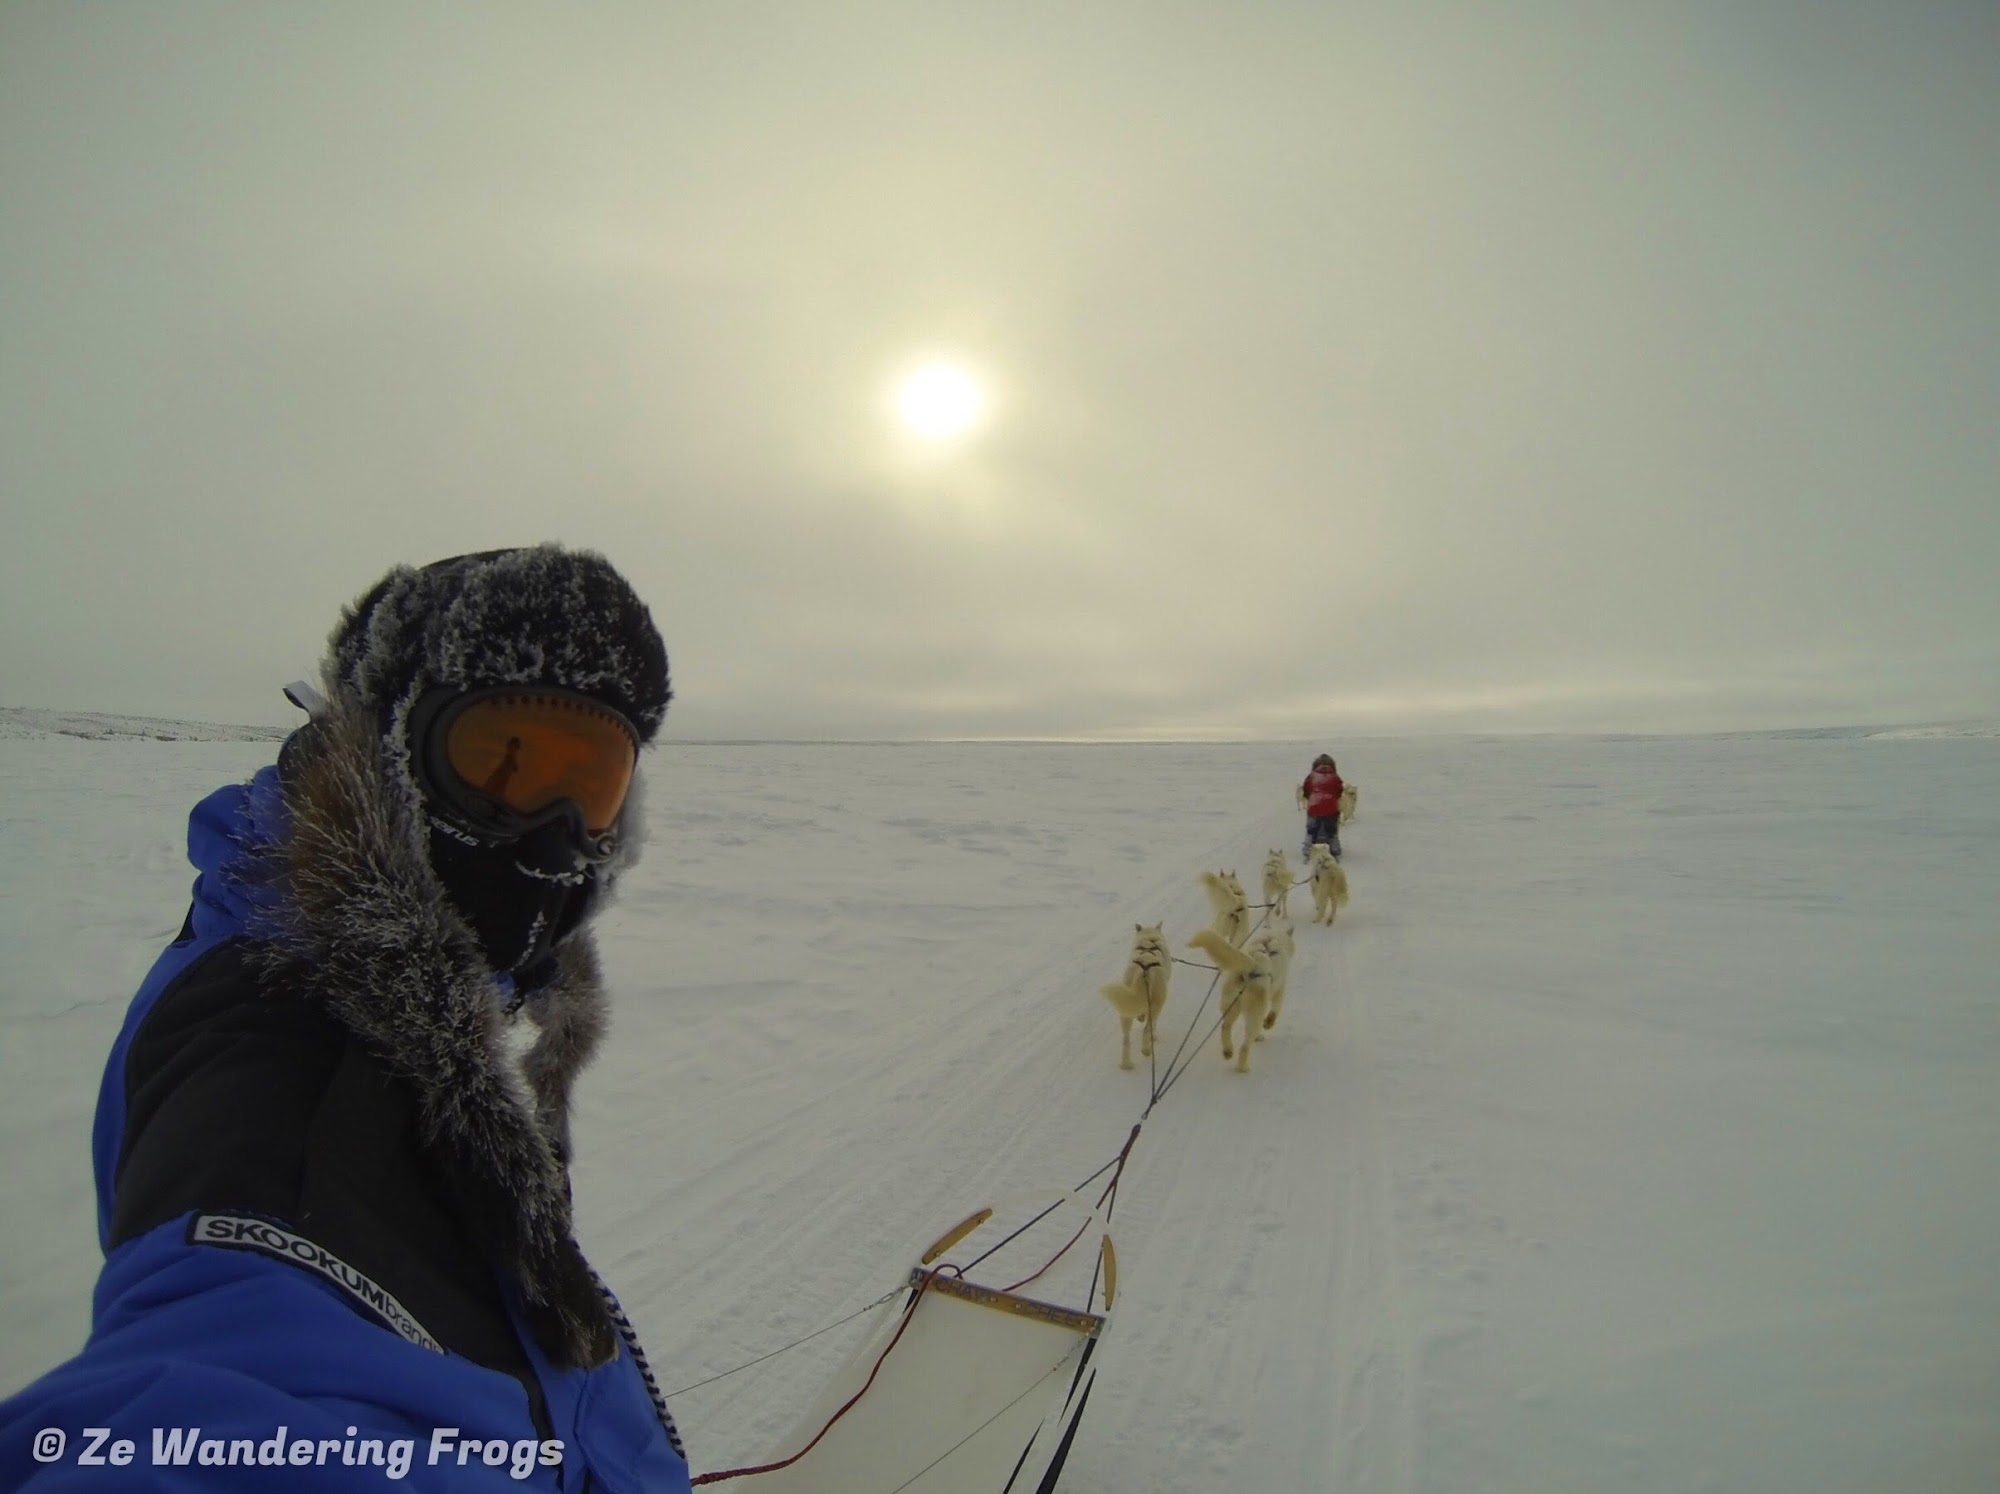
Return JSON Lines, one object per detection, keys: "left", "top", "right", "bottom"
{"left": 3, "top": 714, "right": 1997, "bottom": 1491}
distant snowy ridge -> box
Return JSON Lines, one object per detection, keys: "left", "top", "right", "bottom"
{"left": 0, "top": 707, "right": 289, "bottom": 743}
{"left": 1862, "top": 721, "right": 2000, "bottom": 740}
{"left": 1608, "top": 720, "right": 2000, "bottom": 742}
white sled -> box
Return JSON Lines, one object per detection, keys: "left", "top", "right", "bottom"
{"left": 724, "top": 1193, "right": 1115, "bottom": 1493}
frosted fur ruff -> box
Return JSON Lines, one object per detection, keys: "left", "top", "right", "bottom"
{"left": 330, "top": 546, "right": 672, "bottom": 743}
{"left": 251, "top": 690, "right": 623, "bottom": 1369}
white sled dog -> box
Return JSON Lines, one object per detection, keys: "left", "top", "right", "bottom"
{"left": 1186, "top": 929, "right": 1277, "bottom": 1073}
{"left": 1099, "top": 923, "right": 1172, "bottom": 1070}
{"left": 1199, "top": 869, "right": 1250, "bottom": 948}
{"left": 1248, "top": 915, "right": 1296, "bottom": 1034}
{"left": 1309, "top": 843, "right": 1350, "bottom": 924}
{"left": 1339, "top": 783, "right": 1359, "bottom": 824}
{"left": 1261, "top": 850, "right": 1293, "bottom": 919}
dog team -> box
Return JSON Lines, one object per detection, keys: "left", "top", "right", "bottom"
{"left": 1099, "top": 756, "right": 1355, "bottom": 1074}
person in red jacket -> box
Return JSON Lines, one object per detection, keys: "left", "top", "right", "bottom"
{"left": 1298, "top": 753, "right": 1344, "bottom": 861}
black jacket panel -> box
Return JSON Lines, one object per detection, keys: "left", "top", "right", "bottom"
{"left": 109, "top": 937, "right": 553, "bottom": 1440}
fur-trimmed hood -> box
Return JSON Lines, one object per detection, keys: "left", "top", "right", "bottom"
{"left": 248, "top": 689, "right": 632, "bottom": 1369}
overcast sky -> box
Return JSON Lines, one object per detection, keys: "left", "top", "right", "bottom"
{"left": 3, "top": 3, "right": 1995, "bottom": 739}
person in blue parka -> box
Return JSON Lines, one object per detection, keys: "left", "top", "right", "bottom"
{"left": 0, "top": 546, "right": 691, "bottom": 1491}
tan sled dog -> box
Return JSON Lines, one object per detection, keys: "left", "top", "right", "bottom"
{"left": 1249, "top": 915, "right": 1296, "bottom": 1033}
{"left": 1100, "top": 923, "right": 1172, "bottom": 1070}
{"left": 1261, "top": 850, "right": 1293, "bottom": 919}
{"left": 1187, "top": 928, "right": 1276, "bottom": 1072}
{"left": 1309, "top": 843, "right": 1350, "bottom": 924}
{"left": 1199, "top": 869, "right": 1250, "bottom": 947}
{"left": 1339, "top": 783, "right": 1358, "bottom": 824}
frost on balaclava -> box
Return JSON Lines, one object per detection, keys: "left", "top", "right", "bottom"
{"left": 326, "top": 546, "right": 671, "bottom": 983}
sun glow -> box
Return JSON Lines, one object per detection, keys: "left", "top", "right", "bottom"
{"left": 894, "top": 361, "right": 986, "bottom": 441}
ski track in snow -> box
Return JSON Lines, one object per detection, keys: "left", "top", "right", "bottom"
{"left": 5, "top": 727, "right": 2000, "bottom": 1491}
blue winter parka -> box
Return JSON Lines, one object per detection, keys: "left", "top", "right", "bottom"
{"left": 0, "top": 764, "right": 691, "bottom": 1492}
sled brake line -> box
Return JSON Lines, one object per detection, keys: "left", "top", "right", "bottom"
{"left": 691, "top": 1266, "right": 962, "bottom": 1484}
{"left": 660, "top": 1286, "right": 905, "bottom": 1399}
{"left": 952, "top": 1145, "right": 1125, "bottom": 1277}
{"left": 999, "top": 1124, "right": 1140, "bottom": 1295}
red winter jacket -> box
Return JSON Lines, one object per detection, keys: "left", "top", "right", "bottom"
{"left": 1302, "top": 768, "right": 1344, "bottom": 818}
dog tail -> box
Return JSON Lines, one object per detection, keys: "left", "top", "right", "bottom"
{"left": 1100, "top": 980, "right": 1139, "bottom": 1007}
{"left": 1186, "top": 928, "right": 1252, "bottom": 975}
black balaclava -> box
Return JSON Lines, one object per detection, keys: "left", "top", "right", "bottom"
{"left": 325, "top": 546, "right": 671, "bottom": 985}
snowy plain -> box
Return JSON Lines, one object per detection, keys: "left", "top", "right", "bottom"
{"left": 2, "top": 711, "right": 1997, "bottom": 1492}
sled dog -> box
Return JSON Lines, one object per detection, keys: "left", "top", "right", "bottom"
{"left": 1248, "top": 915, "right": 1296, "bottom": 1033}
{"left": 1199, "top": 869, "right": 1250, "bottom": 948}
{"left": 1186, "top": 929, "right": 1277, "bottom": 1073}
{"left": 1099, "top": 923, "right": 1172, "bottom": 1070}
{"left": 1309, "top": 843, "right": 1350, "bottom": 924}
{"left": 1339, "top": 783, "right": 1359, "bottom": 824}
{"left": 1261, "top": 851, "right": 1293, "bottom": 919}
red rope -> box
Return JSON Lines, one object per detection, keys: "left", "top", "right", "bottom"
{"left": 690, "top": 1268, "right": 955, "bottom": 1485}
{"left": 1001, "top": 1172, "right": 1119, "bottom": 1295}
{"left": 999, "top": 1123, "right": 1140, "bottom": 1297}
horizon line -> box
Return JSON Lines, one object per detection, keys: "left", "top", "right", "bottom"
{"left": 4, "top": 704, "right": 1993, "bottom": 748}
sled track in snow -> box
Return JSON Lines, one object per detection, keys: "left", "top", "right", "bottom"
{"left": 618, "top": 808, "right": 1419, "bottom": 1491}
{"left": 1055, "top": 813, "right": 1417, "bottom": 1493}
{"left": 1317, "top": 920, "right": 1419, "bottom": 1493}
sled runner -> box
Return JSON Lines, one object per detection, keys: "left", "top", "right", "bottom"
{"left": 713, "top": 1193, "right": 1114, "bottom": 1493}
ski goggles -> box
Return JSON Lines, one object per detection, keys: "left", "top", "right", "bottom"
{"left": 411, "top": 686, "right": 639, "bottom": 847}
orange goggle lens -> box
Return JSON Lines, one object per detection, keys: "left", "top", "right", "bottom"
{"left": 442, "top": 694, "right": 638, "bottom": 834}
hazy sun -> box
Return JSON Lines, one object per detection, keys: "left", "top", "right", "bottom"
{"left": 895, "top": 361, "right": 986, "bottom": 441}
